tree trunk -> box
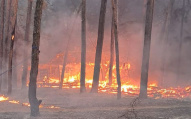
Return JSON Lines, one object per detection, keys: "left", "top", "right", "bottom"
{"left": 7, "top": 0, "right": 18, "bottom": 95}
{"left": 139, "top": 0, "right": 154, "bottom": 99}
{"left": 109, "top": 8, "right": 114, "bottom": 86}
{"left": 160, "top": 0, "right": 174, "bottom": 87}
{"left": 177, "top": 0, "right": 185, "bottom": 84}
{"left": 7, "top": 24, "right": 16, "bottom": 94}
{"left": 0, "top": 0, "right": 5, "bottom": 91}
{"left": 59, "top": 3, "right": 82, "bottom": 89}
{"left": 22, "top": 0, "right": 33, "bottom": 89}
{"left": 3, "top": 0, "right": 11, "bottom": 89}
{"left": 59, "top": 47, "right": 68, "bottom": 89}
{"left": 28, "top": 0, "right": 43, "bottom": 116}
{"left": 112, "top": 0, "right": 121, "bottom": 99}
{"left": 12, "top": 40, "right": 18, "bottom": 88}
{"left": 91, "top": 0, "right": 107, "bottom": 93}
{"left": 80, "top": 0, "right": 86, "bottom": 93}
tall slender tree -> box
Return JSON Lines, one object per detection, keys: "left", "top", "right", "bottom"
{"left": 59, "top": 3, "right": 82, "bottom": 89}
{"left": 177, "top": 0, "right": 185, "bottom": 83}
{"left": 139, "top": 0, "right": 154, "bottom": 99}
{"left": 80, "top": 0, "right": 86, "bottom": 93}
{"left": 59, "top": 44, "right": 69, "bottom": 89}
{"left": 7, "top": 0, "right": 18, "bottom": 95}
{"left": 0, "top": 0, "right": 5, "bottom": 91}
{"left": 28, "top": 0, "right": 43, "bottom": 116}
{"left": 91, "top": 0, "right": 107, "bottom": 93}
{"left": 22, "top": 0, "right": 33, "bottom": 89}
{"left": 160, "top": 0, "right": 175, "bottom": 87}
{"left": 3, "top": 0, "right": 11, "bottom": 89}
{"left": 109, "top": 7, "right": 114, "bottom": 86}
{"left": 111, "top": 0, "right": 121, "bottom": 99}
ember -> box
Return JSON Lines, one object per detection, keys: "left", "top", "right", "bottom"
{"left": 34, "top": 61, "right": 191, "bottom": 99}
{"left": 11, "top": 35, "right": 14, "bottom": 40}
{"left": 46, "top": 105, "right": 60, "bottom": 109}
{"left": 0, "top": 96, "right": 60, "bottom": 109}
{"left": 22, "top": 103, "right": 30, "bottom": 107}
{"left": 9, "top": 100, "right": 19, "bottom": 104}
{"left": 0, "top": 96, "right": 9, "bottom": 102}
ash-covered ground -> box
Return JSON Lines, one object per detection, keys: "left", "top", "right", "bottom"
{"left": 0, "top": 88, "right": 191, "bottom": 119}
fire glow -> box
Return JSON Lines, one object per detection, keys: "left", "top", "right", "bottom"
{"left": 11, "top": 35, "right": 14, "bottom": 40}
{"left": 0, "top": 95, "right": 60, "bottom": 109}
{"left": 0, "top": 96, "right": 9, "bottom": 102}
{"left": 36, "top": 62, "right": 191, "bottom": 99}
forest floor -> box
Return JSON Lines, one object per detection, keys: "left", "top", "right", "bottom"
{"left": 0, "top": 88, "right": 191, "bottom": 119}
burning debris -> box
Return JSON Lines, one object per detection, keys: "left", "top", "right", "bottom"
{"left": 0, "top": 95, "right": 9, "bottom": 102}
{"left": 32, "top": 59, "right": 191, "bottom": 99}
{"left": 0, "top": 95, "right": 60, "bottom": 109}
{"left": 0, "top": 0, "right": 191, "bottom": 118}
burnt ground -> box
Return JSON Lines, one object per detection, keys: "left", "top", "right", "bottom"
{"left": 0, "top": 88, "right": 191, "bottom": 119}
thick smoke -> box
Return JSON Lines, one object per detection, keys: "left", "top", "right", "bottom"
{"left": 15, "top": 0, "right": 191, "bottom": 87}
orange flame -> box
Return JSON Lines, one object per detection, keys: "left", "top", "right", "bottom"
{"left": 9, "top": 100, "right": 19, "bottom": 104}
{"left": 11, "top": 35, "right": 14, "bottom": 40}
{"left": 32, "top": 61, "right": 191, "bottom": 99}
{"left": 0, "top": 95, "right": 9, "bottom": 102}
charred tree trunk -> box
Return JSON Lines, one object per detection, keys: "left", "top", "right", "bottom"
{"left": 139, "top": 0, "right": 154, "bottom": 99}
{"left": 12, "top": 37, "right": 18, "bottom": 88}
{"left": 3, "top": 0, "right": 11, "bottom": 89}
{"left": 59, "top": 3, "right": 82, "bottom": 89}
{"left": 91, "top": 0, "right": 107, "bottom": 93}
{"left": 80, "top": 0, "right": 86, "bottom": 93}
{"left": 28, "top": 0, "right": 43, "bottom": 116}
{"left": 109, "top": 9, "right": 114, "bottom": 86}
{"left": 7, "top": 0, "right": 18, "bottom": 95}
{"left": 177, "top": 0, "right": 185, "bottom": 83}
{"left": 7, "top": 25, "right": 16, "bottom": 94}
{"left": 160, "top": 0, "right": 174, "bottom": 87}
{"left": 112, "top": 0, "right": 121, "bottom": 99}
{"left": 59, "top": 47, "right": 68, "bottom": 89}
{"left": 22, "top": 0, "right": 33, "bottom": 89}
{"left": 0, "top": 0, "right": 5, "bottom": 91}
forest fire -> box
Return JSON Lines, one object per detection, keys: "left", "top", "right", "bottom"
{"left": 36, "top": 61, "right": 191, "bottom": 99}
{"left": 11, "top": 35, "right": 14, "bottom": 40}
{"left": 9, "top": 100, "right": 20, "bottom": 104}
{"left": 0, "top": 96, "right": 9, "bottom": 102}
{"left": 0, "top": 95, "right": 60, "bottom": 109}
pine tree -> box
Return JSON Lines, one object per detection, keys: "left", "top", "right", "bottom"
{"left": 59, "top": 46, "right": 69, "bottom": 89}
{"left": 7, "top": 0, "right": 18, "bottom": 95}
{"left": 80, "top": 0, "right": 86, "bottom": 93}
{"left": 3, "top": 0, "right": 11, "bottom": 89}
{"left": 0, "top": 0, "right": 5, "bottom": 91}
{"left": 109, "top": 5, "right": 114, "bottom": 86}
{"left": 28, "top": 0, "right": 43, "bottom": 116}
{"left": 22, "top": 0, "right": 33, "bottom": 89}
{"left": 139, "top": 0, "right": 154, "bottom": 99}
{"left": 91, "top": 0, "right": 107, "bottom": 93}
{"left": 111, "top": 0, "right": 121, "bottom": 99}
